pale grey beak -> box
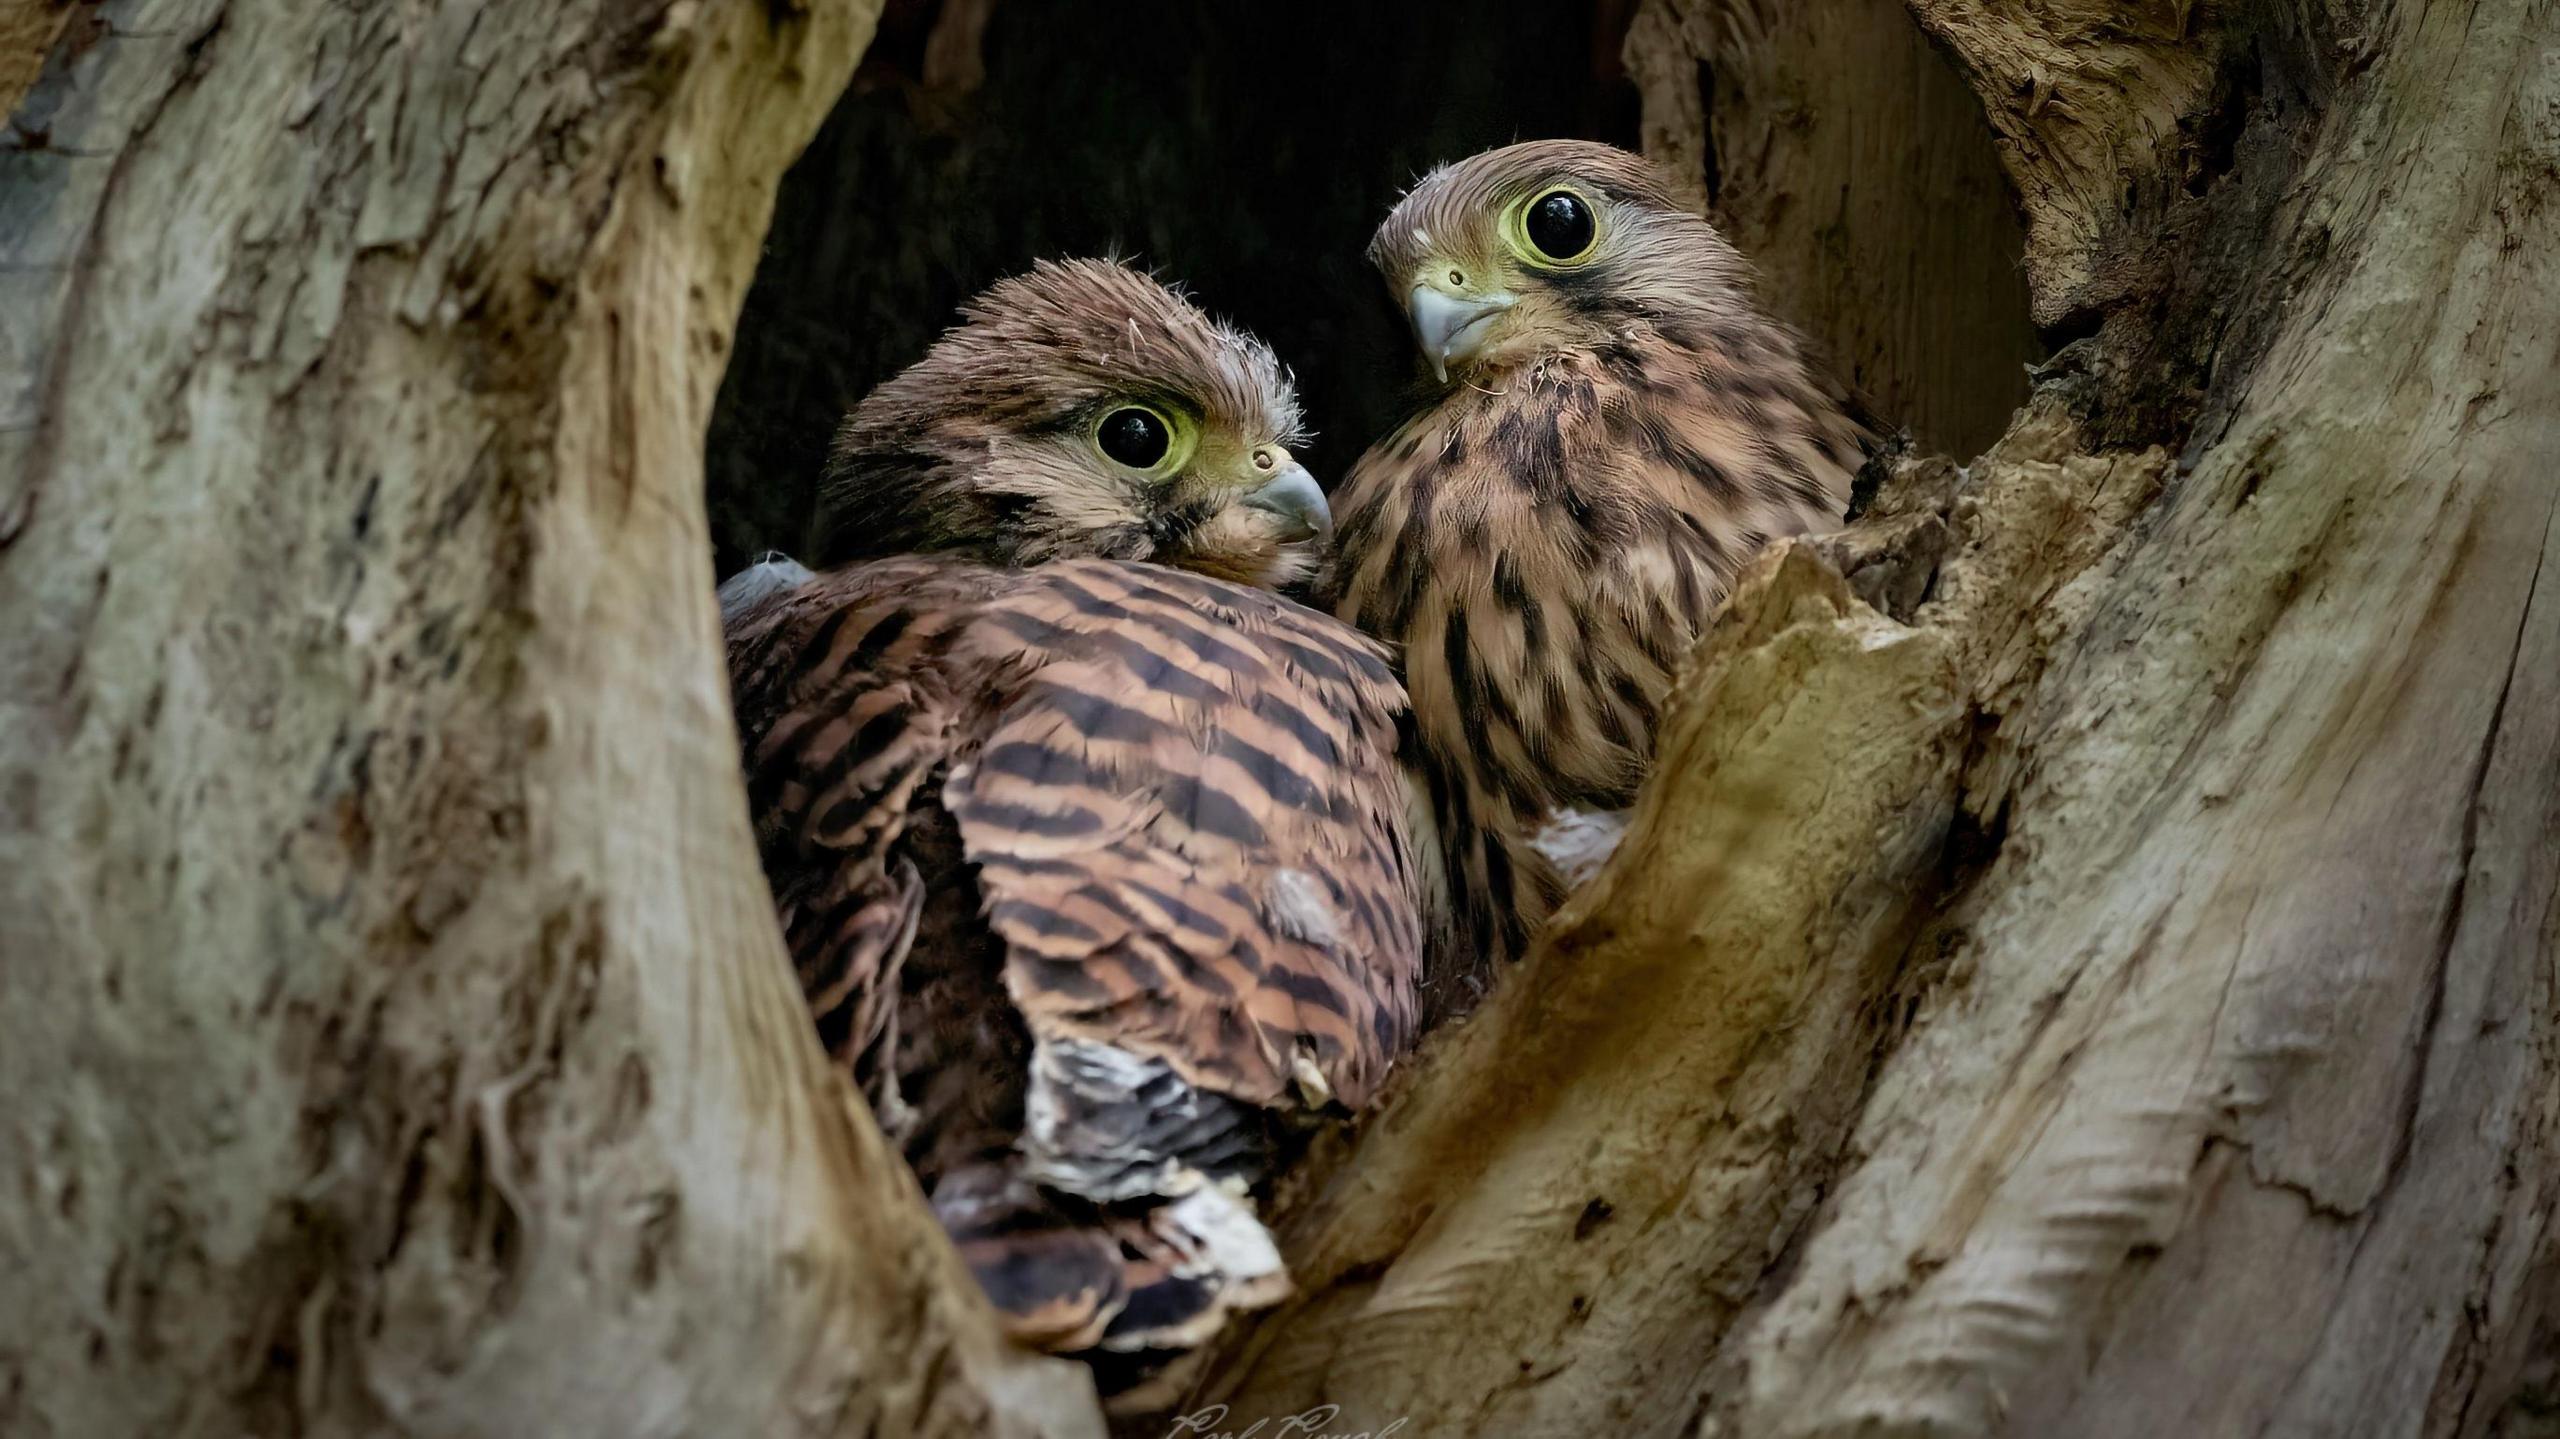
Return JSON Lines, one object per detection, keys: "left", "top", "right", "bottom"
{"left": 1406, "top": 285, "right": 1514, "bottom": 383}
{"left": 1243, "top": 461, "right": 1330, "bottom": 543}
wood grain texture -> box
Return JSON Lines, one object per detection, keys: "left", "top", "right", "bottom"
{"left": 0, "top": 1, "right": 1099, "bottom": 1434}
{"left": 1896, "top": 0, "right": 2228, "bottom": 328}
{"left": 1717, "top": 5, "right": 2560, "bottom": 1430}
{"left": 1627, "top": 0, "right": 2042, "bottom": 458}
{"left": 1183, "top": 3, "right": 2558, "bottom": 1435}
{"left": 4, "top": 3, "right": 2552, "bottom": 1436}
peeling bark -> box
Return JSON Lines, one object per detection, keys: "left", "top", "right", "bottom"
{"left": 0, "top": 2, "right": 1097, "bottom": 1435}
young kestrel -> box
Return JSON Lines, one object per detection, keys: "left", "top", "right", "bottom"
{"left": 1330, "top": 141, "right": 1872, "bottom": 989}
{"left": 722, "top": 261, "right": 1423, "bottom": 1396}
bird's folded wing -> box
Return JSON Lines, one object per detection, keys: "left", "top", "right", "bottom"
{"left": 945, "top": 559, "right": 1424, "bottom": 1118}
{"left": 724, "top": 557, "right": 1012, "bottom": 1085}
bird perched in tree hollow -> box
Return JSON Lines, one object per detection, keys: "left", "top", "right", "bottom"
{"left": 721, "top": 260, "right": 1423, "bottom": 1399}
{"left": 1330, "top": 140, "right": 1871, "bottom": 989}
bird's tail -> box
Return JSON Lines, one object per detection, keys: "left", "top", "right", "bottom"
{"left": 932, "top": 1167, "right": 1290, "bottom": 1411}
{"left": 716, "top": 550, "right": 817, "bottom": 629}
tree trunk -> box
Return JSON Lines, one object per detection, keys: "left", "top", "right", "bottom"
{"left": 0, "top": 2, "right": 1097, "bottom": 1434}
{"left": 1194, "top": 1, "right": 2560, "bottom": 1435}
{"left": 5, "top": 3, "right": 2553, "bottom": 1439}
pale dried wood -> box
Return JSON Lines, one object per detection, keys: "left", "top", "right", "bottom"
{"left": 1627, "top": 0, "right": 2041, "bottom": 457}
{"left": 7, "top": 3, "right": 2554, "bottom": 1437}
{"left": 1896, "top": 0, "right": 2227, "bottom": 326}
{"left": 1714, "top": 4, "right": 2560, "bottom": 1431}
{"left": 0, "top": 2, "right": 1099, "bottom": 1434}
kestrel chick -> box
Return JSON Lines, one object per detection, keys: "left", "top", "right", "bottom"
{"left": 724, "top": 263, "right": 1423, "bottom": 1396}
{"left": 1332, "top": 140, "right": 1871, "bottom": 982}
{"left": 813, "top": 257, "right": 1332, "bottom": 594}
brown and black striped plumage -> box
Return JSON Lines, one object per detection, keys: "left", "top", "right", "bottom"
{"left": 727, "top": 558, "right": 1420, "bottom": 1375}
{"left": 1332, "top": 140, "right": 1871, "bottom": 985}
{"left": 724, "top": 262, "right": 1422, "bottom": 1387}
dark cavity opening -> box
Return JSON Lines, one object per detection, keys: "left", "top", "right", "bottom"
{"left": 707, "top": 0, "right": 2039, "bottom": 575}
{"left": 708, "top": 0, "right": 1640, "bottom": 576}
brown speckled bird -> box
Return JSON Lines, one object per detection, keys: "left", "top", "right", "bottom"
{"left": 1331, "top": 140, "right": 1871, "bottom": 984}
{"left": 721, "top": 261, "right": 1422, "bottom": 1396}
{"left": 811, "top": 257, "right": 1332, "bottom": 595}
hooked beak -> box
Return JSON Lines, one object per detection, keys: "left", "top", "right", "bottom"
{"left": 1242, "top": 461, "right": 1331, "bottom": 544}
{"left": 1406, "top": 285, "right": 1515, "bottom": 383}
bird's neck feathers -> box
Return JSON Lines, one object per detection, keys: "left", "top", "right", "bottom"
{"left": 1420, "top": 281, "right": 1865, "bottom": 522}
{"left": 1389, "top": 311, "right": 1861, "bottom": 576}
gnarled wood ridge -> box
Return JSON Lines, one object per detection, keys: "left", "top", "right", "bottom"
{"left": 0, "top": 2, "right": 2551, "bottom": 1438}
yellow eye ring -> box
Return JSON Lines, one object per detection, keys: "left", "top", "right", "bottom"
{"left": 1505, "top": 186, "right": 1602, "bottom": 268}
{"left": 1091, "top": 403, "right": 1196, "bottom": 477}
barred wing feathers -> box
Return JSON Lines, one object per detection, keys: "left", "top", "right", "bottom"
{"left": 724, "top": 555, "right": 1422, "bottom": 1367}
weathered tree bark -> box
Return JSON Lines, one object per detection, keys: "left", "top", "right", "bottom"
{"left": 0, "top": 2, "right": 1098, "bottom": 1435}
{"left": 1192, "top": 1, "right": 2560, "bottom": 1435}
{"left": 1623, "top": 0, "right": 2042, "bottom": 457}
{"left": 7, "top": 1, "right": 2554, "bottom": 1437}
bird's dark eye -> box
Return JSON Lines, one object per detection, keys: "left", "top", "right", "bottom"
{"left": 1523, "top": 189, "right": 1597, "bottom": 263}
{"left": 1096, "top": 406, "right": 1172, "bottom": 469}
